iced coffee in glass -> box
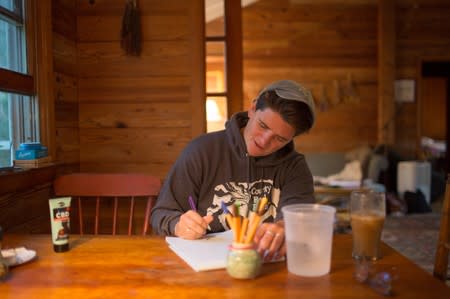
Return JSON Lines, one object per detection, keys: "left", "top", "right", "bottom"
{"left": 350, "top": 190, "right": 386, "bottom": 261}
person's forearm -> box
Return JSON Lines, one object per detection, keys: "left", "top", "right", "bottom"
{"left": 151, "top": 208, "right": 181, "bottom": 236}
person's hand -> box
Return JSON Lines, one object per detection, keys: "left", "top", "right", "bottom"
{"left": 174, "top": 210, "right": 213, "bottom": 239}
{"left": 253, "top": 220, "right": 286, "bottom": 261}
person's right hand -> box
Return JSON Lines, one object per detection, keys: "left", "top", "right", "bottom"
{"left": 174, "top": 210, "right": 213, "bottom": 240}
{"left": 253, "top": 220, "right": 286, "bottom": 261}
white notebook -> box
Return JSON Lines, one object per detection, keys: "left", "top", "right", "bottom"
{"left": 166, "top": 230, "right": 284, "bottom": 272}
{"left": 166, "top": 230, "right": 233, "bottom": 272}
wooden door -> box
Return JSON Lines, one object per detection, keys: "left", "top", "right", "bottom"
{"left": 420, "top": 77, "right": 447, "bottom": 140}
{"left": 418, "top": 75, "right": 448, "bottom": 173}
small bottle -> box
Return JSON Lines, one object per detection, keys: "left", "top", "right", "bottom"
{"left": 0, "top": 226, "right": 9, "bottom": 281}
{"left": 226, "top": 242, "right": 262, "bottom": 279}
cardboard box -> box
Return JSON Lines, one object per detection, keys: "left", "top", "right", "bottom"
{"left": 14, "top": 156, "right": 53, "bottom": 168}
{"left": 15, "top": 142, "right": 48, "bottom": 160}
{"left": 15, "top": 148, "right": 48, "bottom": 160}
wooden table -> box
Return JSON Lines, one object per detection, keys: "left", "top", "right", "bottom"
{"left": 315, "top": 186, "right": 359, "bottom": 196}
{"left": 314, "top": 186, "right": 369, "bottom": 203}
{"left": 1, "top": 234, "right": 449, "bottom": 298}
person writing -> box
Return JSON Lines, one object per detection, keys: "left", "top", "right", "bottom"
{"left": 151, "top": 80, "right": 316, "bottom": 261}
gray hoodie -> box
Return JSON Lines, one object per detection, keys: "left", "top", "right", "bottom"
{"left": 151, "top": 111, "right": 315, "bottom": 236}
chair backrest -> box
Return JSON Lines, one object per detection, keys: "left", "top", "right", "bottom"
{"left": 433, "top": 173, "right": 450, "bottom": 281}
{"left": 53, "top": 173, "right": 161, "bottom": 236}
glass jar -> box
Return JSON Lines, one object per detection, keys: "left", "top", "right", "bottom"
{"left": 226, "top": 242, "right": 262, "bottom": 279}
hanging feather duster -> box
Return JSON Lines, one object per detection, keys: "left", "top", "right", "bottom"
{"left": 121, "top": 0, "right": 141, "bottom": 56}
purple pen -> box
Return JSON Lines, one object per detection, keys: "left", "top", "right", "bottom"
{"left": 189, "top": 195, "right": 211, "bottom": 231}
{"left": 188, "top": 195, "right": 197, "bottom": 211}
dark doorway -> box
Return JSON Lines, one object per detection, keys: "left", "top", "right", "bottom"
{"left": 421, "top": 61, "right": 450, "bottom": 174}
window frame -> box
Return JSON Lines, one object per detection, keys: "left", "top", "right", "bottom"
{"left": 205, "top": 0, "right": 242, "bottom": 133}
{"left": 0, "top": 0, "right": 23, "bottom": 23}
{"left": 0, "top": 0, "right": 55, "bottom": 169}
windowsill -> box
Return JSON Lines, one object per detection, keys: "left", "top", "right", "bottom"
{"left": 0, "top": 164, "right": 58, "bottom": 195}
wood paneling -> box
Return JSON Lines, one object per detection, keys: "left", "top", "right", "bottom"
{"left": 420, "top": 78, "right": 447, "bottom": 140}
{"left": 77, "top": 15, "right": 190, "bottom": 41}
{"left": 0, "top": 183, "right": 53, "bottom": 233}
{"left": 80, "top": 162, "right": 171, "bottom": 178}
{"left": 395, "top": 1, "right": 450, "bottom": 158}
{"left": 55, "top": 72, "right": 77, "bottom": 103}
{"left": 0, "top": 165, "right": 57, "bottom": 233}
{"left": 6, "top": 0, "right": 450, "bottom": 234}
{"left": 0, "top": 0, "right": 74, "bottom": 234}
{"left": 79, "top": 128, "right": 190, "bottom": 162}
{"left": 53, "top": 0, "right": 79, "bottom": 173}
{"left": 239, "top": 0, "right": 378, "bottom": 153}
{"left": 77, "top": 42, "right": 191, "bottom": 77}
{"left": 53, "top": 33, "right": 78, "bottom": 76}
{"left": 235, "top": 0, "right": 450, "bottom": 158}
{"left": 3, "top": 0, "right": 204, "bottom": 233}
{"left": 79, "top": 103, "right": 192, "bottom": 128}
{"left": 78, "top": 76, "right": 190, "bottom": 102}
{"left": 56, "top": 127, "right": 80, "bottom": 163}
{"left": 378, "top": 0, "right": 396, "bottom": 146}
{"left": 51, "top": 0, "right": 76, "bottom": 40}
{"left": 77, "top": 0, "right": 204, "bottom": 176}
{"left": 76, "top": 0, "right": 190, "bottom": 15}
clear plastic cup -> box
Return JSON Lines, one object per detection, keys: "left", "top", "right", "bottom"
{"left": 282, "top": 204, "right": 336, "bottom": 277}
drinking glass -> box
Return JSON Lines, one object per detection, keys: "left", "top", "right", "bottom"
{"left": 350, "top": 190, "right": 386, "bottom": 261}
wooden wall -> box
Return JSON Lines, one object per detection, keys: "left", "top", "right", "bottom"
{"left": 242, "top": 0, "right": 379, "bottom": 154}
{"left": 4, "top": 0, "right": 450, "bottom": 233}
{"left": 1, "top": 0, "right": 205, "bottom": 233}
{"left": 51, "top": 0, "right": 450, "bottom": 177}
{"left": 76, "top": 0, "right": 205, "bottom": 178}
{"left": 53, "top": 0, "right": 79, "bottom": 173}
{"left": 395, "top": 0, "right": 450, "bottom": 157}
{"left": 51, "top": 0, "right": 206, "bottom": 178}
{"left": 0, "top": 0, "right": 77, "bottom": 234}
{"left": 0, "top": 168, "right": 56, "bottom": 233}
{"left": 208, "top": 0, "right": 450, "bottom": 159}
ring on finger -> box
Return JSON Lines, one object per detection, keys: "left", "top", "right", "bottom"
{"left": 265, "top": 230, "right": 275, "bottom": 237}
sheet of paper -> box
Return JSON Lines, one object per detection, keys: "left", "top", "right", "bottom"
{"left": 166, "top": 230, "right": 284, "bottom": 272}
{"left": 166, "top": 230, "right": 233, "bottom": 272}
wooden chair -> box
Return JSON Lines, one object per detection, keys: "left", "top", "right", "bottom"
{"left": 54, "top": 173, "right": 161, "bottom": 236}
{"left": 434, "top": 173, "right": 450, "bottom": 281}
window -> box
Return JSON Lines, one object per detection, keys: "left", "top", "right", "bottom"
{"left": 205, "top": 0, "right": 242, "bottom": 133}
{"left": 0, "top": 0, "right": 39, "bottom": 168}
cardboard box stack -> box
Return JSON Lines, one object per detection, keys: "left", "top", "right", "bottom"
{"left": 13, "top": 142, "right": 52, "bottom": 169}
